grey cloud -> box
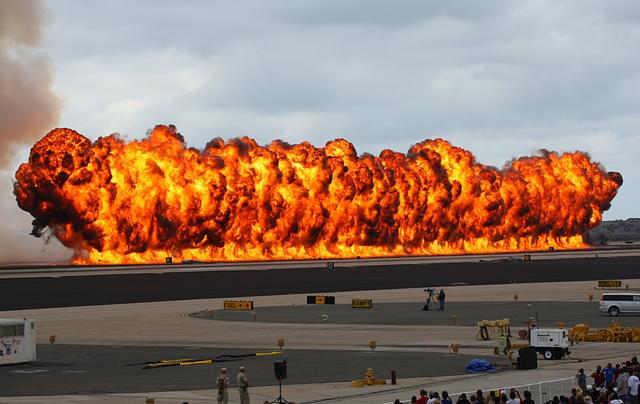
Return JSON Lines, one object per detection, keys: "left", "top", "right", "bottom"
{"left": 0, "top": 0, "right": 59, "bottom": 166}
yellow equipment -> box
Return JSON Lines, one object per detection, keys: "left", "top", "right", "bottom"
{"left": 477, "top": 319, "right": 510, "bottom": 341}
{"left": 351, "top": 368, "right": 386, "bottom": 387}
{"left": 568, "top": 322, "right": 640, "bottom": 344}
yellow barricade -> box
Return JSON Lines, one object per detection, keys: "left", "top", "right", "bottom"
{"left": 352, "top": 299, "right": 373, "bottom": 309}
{"left": 223, "top": 300, "right": 254, "bottom": 310}
{"left": 598, "top": 280, "right": 622, "bottom": 288}
{"left": 306, "top": 295, "right": 335, "bottom": 304}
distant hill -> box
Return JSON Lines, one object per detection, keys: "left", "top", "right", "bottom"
{"left": 586, "top": 218, "right": 640, "bottom": 245}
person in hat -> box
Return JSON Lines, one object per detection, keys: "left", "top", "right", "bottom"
{"left": 237, "top": 366, "right": 250, "bottom": 404}
{"left": 216, "top": 368, "right": 230, "bottom": 404}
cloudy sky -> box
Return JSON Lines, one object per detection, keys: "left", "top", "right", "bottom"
{"left": 1, "top": 0, "right": 639, "bottom": 261}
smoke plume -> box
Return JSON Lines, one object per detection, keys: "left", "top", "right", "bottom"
{"left": 0, "top": 0, "right": 67, "bottom": 264}
{"left": 0, "top": 0, "right": 60, "bottom": 166}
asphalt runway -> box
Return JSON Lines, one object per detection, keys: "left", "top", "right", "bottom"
{"left": 194, "top": 301, "right": 640, "bottom": 328}
{"left": 0, "top": 344, "right": 503, "bottom": 396}
{"left": 1, "top": 255, "right": 639, "bottom": 310}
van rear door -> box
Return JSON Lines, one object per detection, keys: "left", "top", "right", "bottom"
{"left": 633, "top": 295, "right": 640, "bottom": 313}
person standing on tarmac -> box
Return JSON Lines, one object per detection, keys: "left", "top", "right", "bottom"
{"left": 237, "top": 366, "right": 250, "bottom": 404}
{"left": 439, "top": 289, "right": 446, "bottom": 311}
{"left": 216, "top": 368, "right": 230, "bottom": 404}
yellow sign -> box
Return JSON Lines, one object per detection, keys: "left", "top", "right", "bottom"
{"left": 315, "top": 295, "right": 326, "bottom": 305}
{"left": 223, "top": 300, "right": 254, "bottom": 310}
{"left": 352, "top": 298, "right": 373, "bottom": 309}
{"left": 598, "top": 280, "right": 622, "bottom": 288}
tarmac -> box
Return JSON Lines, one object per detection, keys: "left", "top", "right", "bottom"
{"left": 1, "top": 279, "right": 639, "bottom": 403}
{"left": 195, "top": 301, "right": 640, "bottom": 328}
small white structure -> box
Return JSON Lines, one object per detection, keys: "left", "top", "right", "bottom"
{"left": 530, "top": 328, "right": 570, "bottom": 360}
{"left": 0, "top": 319, "right": 36, "bottom": 365}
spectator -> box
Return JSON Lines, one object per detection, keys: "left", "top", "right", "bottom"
{"left": 583, "top": 396, "right": 592, "bottom": 404}
{"left": 457, "top": 393, "right": 471, "bottom": 404}
{"left": 617, "top": 367, "right": 630, "bottom": 401}
{"left": 569, "top": 388, "right": 578, "bottom": 404}
{"left": 550, "top": 396, "right": 559, "bottom": 404}
{"left": 394, "top": 400, "right": 402, "bottom": 404}
{"left": 506, "top": 390, "right": 521, "bottom": 404}
{"left": 476, "top": 390, "right": 485, "bottom": 404}
{"left": 609, "top": 392, "right": 623, "bottom": 404}
{"left": 629, "top": 372, "right": 639, "bottom": 404}
{"left": 522, "top": 390, "right": 534, "bottom": 404}
{"left": 592, "top": 366, "right": 605, "bottom": 388}
{"left": 412, "top": 397, "right": 418, "bottom": 404}
{"left": 577, "top": 368, "right": 588, "bottom": 392}
{"left": 603, "top": 363, "right": 615, "bottom": 388}
{"left": 442, "top": 391, "right": 453, "bottom": 404}
{"left": 417, "top": 389, "right": 429, "bottom": 404}
{"left": 485, "top": 391, "right": 498, "bottom": 404}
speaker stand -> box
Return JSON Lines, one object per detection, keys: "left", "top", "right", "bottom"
{"left": 269, "top": 379, "right": 290, "bottom": 403}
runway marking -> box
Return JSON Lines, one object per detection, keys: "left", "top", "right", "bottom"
{"left": 10, "top": 369, "right": 49, "bottom": 374}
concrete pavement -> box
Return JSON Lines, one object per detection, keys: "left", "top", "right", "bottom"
{"left": 1, "top": 280, "right": 639, "bottom": 402}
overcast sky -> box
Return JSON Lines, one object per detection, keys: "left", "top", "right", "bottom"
{"left": 2, "top": 0, "right": 639, "bottom": 261}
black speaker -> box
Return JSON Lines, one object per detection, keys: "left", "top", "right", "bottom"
{"left": 516, "top": 346, "right": 538, "bottom": 370}
{"left": 307, "top": 295, "right": 315, "bottom": 304}
{"left": 274, "top": 360, "right": 287, "bottom": 380}
{"left": 325, "top": 296, "right": 335, "bottom": 305}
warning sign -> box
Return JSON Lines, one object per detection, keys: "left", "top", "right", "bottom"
{"left": 223, "top": 300, "right": 254, "bottom": 310}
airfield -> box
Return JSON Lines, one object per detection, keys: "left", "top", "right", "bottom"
{"left": 1, "top": 248, "right": 639, "bottom": 403}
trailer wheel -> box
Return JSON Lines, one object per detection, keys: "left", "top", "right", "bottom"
{"left": 543, "top": 350, "right": 554, "bottom": 360}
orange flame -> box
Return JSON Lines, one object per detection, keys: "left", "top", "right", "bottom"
{"left": 14, "top": 125, "right": 622, "bottom": 264}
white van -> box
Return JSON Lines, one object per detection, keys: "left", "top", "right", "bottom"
{"left": 599, "top": 293, "right": 640, "bottom": 316}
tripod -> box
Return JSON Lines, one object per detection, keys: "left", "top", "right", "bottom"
{"left": 422, "top": 288, "right": 437, "bottom": 311}
{"left": 269, "top": 378, "right": 290, "bottom": 403}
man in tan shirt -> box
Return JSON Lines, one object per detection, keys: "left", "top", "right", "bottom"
{"left": 237, "top": 366, "right": 250, "bottom": 404}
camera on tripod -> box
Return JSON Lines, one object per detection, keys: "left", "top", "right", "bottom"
{"left": 422, "top": 287, "right": 437, "bottom": 311}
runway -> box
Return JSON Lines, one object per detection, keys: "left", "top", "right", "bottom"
{"left": 1, "top": 252, "right": 639, "bottom": 310}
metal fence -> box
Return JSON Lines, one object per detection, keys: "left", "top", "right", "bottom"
{"left": 386, "top": 376, "right": 576, "bottom": 404}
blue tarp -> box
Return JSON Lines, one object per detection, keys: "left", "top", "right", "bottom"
{"left": 464, "top": 359, "right": 496, "bottom": 373}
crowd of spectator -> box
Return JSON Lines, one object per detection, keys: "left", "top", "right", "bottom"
{"left": 393, "top": 356, "right": 640, "bottom": 404}
{"left": 393, "top": 387, "right": 536, "bottom": 404}
{"left": 574, "top": 355, "right": 640, "bottom": 404}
